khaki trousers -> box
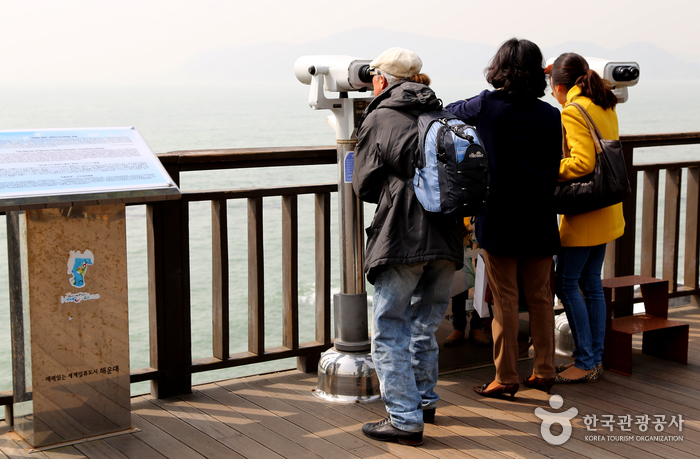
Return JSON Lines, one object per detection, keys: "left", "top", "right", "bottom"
{"left": 483, "top": 251, "right": 556, "bottom": 384}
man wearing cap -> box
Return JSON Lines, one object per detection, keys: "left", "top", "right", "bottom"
{"left": 353, "top": 48, "right": 462, "bottom": 446}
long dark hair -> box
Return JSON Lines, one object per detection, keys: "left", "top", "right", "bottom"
{"left": 485, "top": 38, "right": 547, "bottom": 98}
{"left": 550, "top": 53, "right": 618, "bottom": 109}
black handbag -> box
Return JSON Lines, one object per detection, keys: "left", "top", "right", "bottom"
{"left": 553, "top": 102, "right": 631, "bottom": 215}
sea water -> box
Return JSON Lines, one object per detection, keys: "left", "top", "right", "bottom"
{"left": 0, "top": 79, "right": 698, "bottom": 394}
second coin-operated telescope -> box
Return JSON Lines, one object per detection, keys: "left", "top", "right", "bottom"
{"left": 586, "top": 58, "right": 640, "bottom": 103}
{"left": 546, "top": 57, "right": 640, "bottom": 103}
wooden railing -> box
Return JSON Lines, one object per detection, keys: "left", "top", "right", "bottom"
{"left": 2, "top": 135, "right": 700, "bottom": 408}
{"left": 605, "top": 133, "right": 700, "bottom": 316}
{"left": 138, "top": 146, "right": 339, "bottom": 398}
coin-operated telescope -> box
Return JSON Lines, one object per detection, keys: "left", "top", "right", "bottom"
{"left": 295, "top": 55, "right": 379, "bottom": 404}
{"left": 546, "top": 57, "right": 640, "bottom": 103}
{"left": 294, "top": 55, "right": 374, "bottom": 140}
{"left": 586, "top": 58, "right": 640, "bottom": 103}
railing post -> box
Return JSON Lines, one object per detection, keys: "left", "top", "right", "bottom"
{"left": 282, "top": 194, "right": 299, "bottom": 350}
{"left": 640, "top": 170, "right": 659, "bottom": 277}
{"left": 612, "top": 142, "right": 638, "bottom": 316}
{"left": 297, "top": 191, "right": 332, "bottom": 373}
{"left": 248, "top": 197, "right": 265, "bottom": 354}
{"left": 314, "top": 191, "right": 332, "bottom": 347}
{"left": 685, "top": 167, "right": 700, "bottom": 302}
{"left": 147, "top": 164, "right": 192, "bottom": 398}
{"left": 663, "top": 168, "right": 682, "bottom": 293}
{"left": 212, "top": 200, "right": 230, "bottom": 360}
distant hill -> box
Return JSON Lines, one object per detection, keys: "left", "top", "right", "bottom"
{"left": 174, "top": 27, "right": 700, "bottom": 83}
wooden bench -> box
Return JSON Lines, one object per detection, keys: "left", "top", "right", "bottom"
{"left": 602, "top": 275, "right": 689, "bottom": 376}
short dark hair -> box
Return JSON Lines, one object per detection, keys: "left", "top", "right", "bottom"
{"left": 485, "top": 38, "right": 547, "bottom": 98}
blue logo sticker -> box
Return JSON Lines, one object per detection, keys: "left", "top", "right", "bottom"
{"left": 344, "top": 152, "right": 354, "bottom": 183}
{"left": 457, "top": 147, "right": 467, "bottom": 163}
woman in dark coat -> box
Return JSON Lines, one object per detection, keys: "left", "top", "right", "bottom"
{"left": 446, "top": 38, "right": 562, "bottom": 398}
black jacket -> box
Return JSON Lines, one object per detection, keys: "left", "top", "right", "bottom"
{"left": 353, "top": 81, "right": 463, "bottom": 284}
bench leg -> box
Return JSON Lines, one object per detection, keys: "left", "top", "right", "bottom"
{"left": 603, "top": 331, "right": 633, "bottom": 376}
{"left": 642, "top": 325, "right": 689, "bottom": 365}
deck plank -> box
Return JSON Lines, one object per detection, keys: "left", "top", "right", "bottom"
{"left": 283, "top": 372, "right": 448, "bottom": 459}
{"left": 0, "top": 433, "right": 39, "bottom": 459}
{"left": 127, "top": 400, "right": 205, "bottom": 459}
{"left": 174, "top": 389, "right": 286, "bottom": 458}
{"left": 70, "top": 441, "right": 128, "bottom": 459}
{"left": 149, "top": 392, "right": 272, "bottom": 449}
{"left": 237, "top": 377, "right": 396, "bottom": 458}
{"left": 270, "top": 377, "right": 476, "bottom": 459}
{"left": 41, "top": 447, "right": 86, "bottom": 459}
{"left": 198, "top": 382, "right": 335, "bottom": 459}
{"left": 215, "top": 380, "right": 359, "bottom": 459}
{"left": 449, "top": 370, "right": 641, "bottom": 459}
{"left": 3, "top": 306, "right": 700, "bottom": 458}
{"left": 438, "top": 372, "right": 619, "bottom": 459}
{"left": 134, "top": 396, "right": 244, "bottom": 458}
{"left": 241, "top": 374, "right": 408, "bottom": 459}
{"left": 251, "top": 373, "right": 495, "bottom": 459}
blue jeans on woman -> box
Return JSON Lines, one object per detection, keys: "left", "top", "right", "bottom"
{"left": 372, "top": 259, "right": 455, "bottom": 432}
{"left": 555, "top": 244, "right": 607, "bottom": 371}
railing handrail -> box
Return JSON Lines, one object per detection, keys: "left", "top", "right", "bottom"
{"left": 620, "top": 132, "right": 700, "bottom": 147}
{"left": 634, "top": 160, "right": 700, "bottom": 171}
{"left": 157, "top": 145, "right": 337, "bottom": 171}
{"left": 153, "top": 132, "right": 700, "bottom": 169}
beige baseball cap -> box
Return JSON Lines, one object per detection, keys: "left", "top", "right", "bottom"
{"left": 370, "top": 47, "right": 423, "bottom": 78}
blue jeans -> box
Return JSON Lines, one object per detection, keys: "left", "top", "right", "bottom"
{"left": 372, "top": 259, "right": 455, "bottom": 432}
{"left": 555, "top": 244, "right": 607, "bottom": 371}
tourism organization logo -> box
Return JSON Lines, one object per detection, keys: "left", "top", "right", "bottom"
{"left": 535, "top": 395, "right": 684, "bottom": 445}
{"left": 534, "top": 395, "right": 578, "bottom": 445}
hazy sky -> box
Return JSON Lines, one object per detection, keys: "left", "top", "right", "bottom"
{"left": 2, "top": 0, "right": 698, "bottom": 83}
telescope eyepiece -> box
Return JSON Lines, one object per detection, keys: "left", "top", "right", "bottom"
{"left": 612, "top": 66, "right": 640, "bottom": 82}
{"left": 358, "top": 64, "right": 373, "bottom": 84}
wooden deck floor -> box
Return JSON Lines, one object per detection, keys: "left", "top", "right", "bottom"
{"left": 2, "top": 305, "right": 700, "bottom": 458}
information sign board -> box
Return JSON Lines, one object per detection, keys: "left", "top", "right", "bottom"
{"left": 0, "top": 126, "right": 180, "bottom": 210}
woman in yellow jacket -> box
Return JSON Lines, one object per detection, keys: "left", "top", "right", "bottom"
{"left": 549, "top": 53, "right": 625, "bottom": 383}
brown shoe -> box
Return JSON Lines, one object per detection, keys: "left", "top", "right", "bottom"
{"left": 473, "top": 382, "right": 519, "bottom": 401}
{"left": 522, "top": 375, "right": 555, "bottom": 394}
{"left": 444, "top": 330, "right": 465, "bottom": 348}
{"left": 469, "top": 329, "right": 490, "bottom": 346}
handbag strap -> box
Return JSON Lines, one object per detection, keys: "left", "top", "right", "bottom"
{"left": 561, "top": 123, "right": 571, "bottom": 158}
{"left": 565, "top": 102, "right": 604, "bottom": 155}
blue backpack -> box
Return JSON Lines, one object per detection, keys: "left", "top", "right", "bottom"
{"left": 411, "top": 110, "right": 489, "bottom": 218}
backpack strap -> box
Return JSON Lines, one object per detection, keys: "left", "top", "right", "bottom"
{"left": 435, "top": 123, "right": 450, "bottom": 162}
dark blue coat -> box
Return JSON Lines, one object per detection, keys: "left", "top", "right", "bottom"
{"left": 446, "top": 90, "right": 561, "bottom": 257}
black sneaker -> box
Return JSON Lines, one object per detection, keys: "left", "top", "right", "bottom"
{"left": 423, "top": 408, "right": 435, "bottom": 423}
{"left": 362, "top": 417, "right": 423, "bottom": 446}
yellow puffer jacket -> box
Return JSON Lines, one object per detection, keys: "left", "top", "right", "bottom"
{"left": 558, "top": 86, "right": 625, "bottom": 247}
